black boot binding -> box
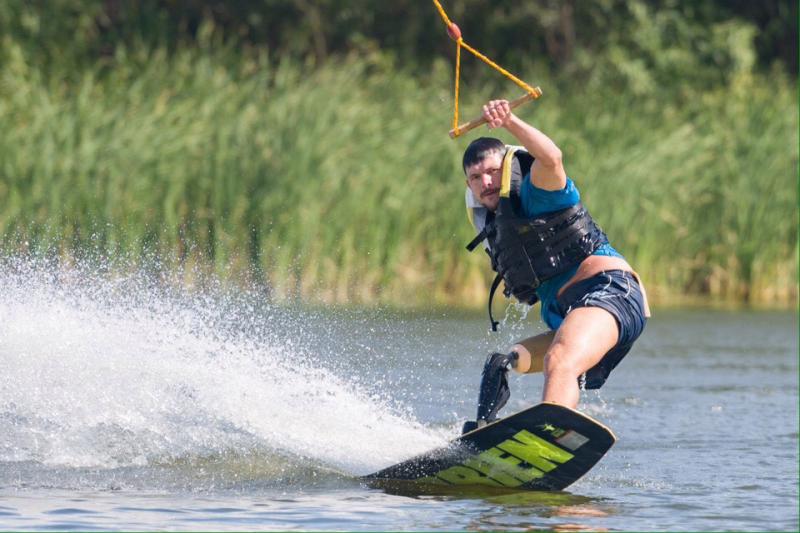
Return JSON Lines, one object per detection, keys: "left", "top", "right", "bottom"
{"left": 462, "top": 351, "right": 518, "bottom": 434}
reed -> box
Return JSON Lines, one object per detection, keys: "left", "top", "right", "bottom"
{"left": 0, "top": 43, "right": 796, "bottom": 306}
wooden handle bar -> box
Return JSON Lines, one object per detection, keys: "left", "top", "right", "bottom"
{"left": 449, "top": 87, "right": 543, "bottom": 139}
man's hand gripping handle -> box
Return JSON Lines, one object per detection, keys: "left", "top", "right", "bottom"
{"left": 449, "top": 88, "right": 542, "bottom": 139}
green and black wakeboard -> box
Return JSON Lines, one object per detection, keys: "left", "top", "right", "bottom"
{"left": 364, "top": 402, "right": 615, "bottom": 492}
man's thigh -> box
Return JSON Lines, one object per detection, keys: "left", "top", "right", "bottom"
{"left": 548, "top": 306, "right": 619, "bottom": 375}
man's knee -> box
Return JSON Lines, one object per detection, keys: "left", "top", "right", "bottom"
{"left": 542, "top": 341, "right": 581, "bottom": 379}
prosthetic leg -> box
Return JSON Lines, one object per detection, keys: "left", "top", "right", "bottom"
{"left": 461, "top": 351, "right": 515, "bottom": 434}
{"left": 461, "top": 331, "right": 555, "bottom": 434}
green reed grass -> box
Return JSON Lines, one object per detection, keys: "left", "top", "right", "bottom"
{"left": 0, "top": 41, "right": 796, "bottom": 306}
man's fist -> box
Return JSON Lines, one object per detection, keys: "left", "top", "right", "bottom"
{"left": 482, "top": 100, "right": 512, "bottom": 130}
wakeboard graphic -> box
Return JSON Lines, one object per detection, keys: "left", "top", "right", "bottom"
{"left": 364, "top": 403, "right": 615, "bottom": 492}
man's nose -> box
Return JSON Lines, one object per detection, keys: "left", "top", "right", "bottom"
{"left": 481, "top": 174, "right": 493, "bottom": 187}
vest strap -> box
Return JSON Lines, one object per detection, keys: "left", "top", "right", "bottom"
{"left": 466, "top": 226, "right": 490, "bottom": 252}
{"left": 487, "top": 273, "right": 503, "bottom": 331}
{"left": 520, "top": 217, "right": 596, "bottom": 258}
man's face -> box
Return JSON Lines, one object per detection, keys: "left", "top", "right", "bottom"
{"left": 465, "top": 153, "right": 503, "bottom": 211}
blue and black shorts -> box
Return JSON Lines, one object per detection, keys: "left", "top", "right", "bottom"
{"left": 555, "top": 270, "right": 648, "bottom": 389}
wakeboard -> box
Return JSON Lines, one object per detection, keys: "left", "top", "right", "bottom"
{"left": 364, "top": 402, "right": 615, "bottom": 492}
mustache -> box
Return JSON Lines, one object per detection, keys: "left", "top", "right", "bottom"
{"left": 481, "top": 189, "right": 500, "bottom": 198}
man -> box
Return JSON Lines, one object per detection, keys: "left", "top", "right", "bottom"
{"left": 461, "top": 100, "right": 650, "bottom": 431}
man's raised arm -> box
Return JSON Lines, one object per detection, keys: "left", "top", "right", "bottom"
{"left": 482, "top": 99, "right": 566, "bottom": 191}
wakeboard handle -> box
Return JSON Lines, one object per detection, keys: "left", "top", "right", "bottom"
{"left": 449, "top": 88, "right": 542, "bottom": 139}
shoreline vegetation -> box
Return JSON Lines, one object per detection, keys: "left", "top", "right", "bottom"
{"left": 1, "top": 10, "right": 797, "bottom": 309}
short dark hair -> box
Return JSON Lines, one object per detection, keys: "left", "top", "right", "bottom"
{"left": 462, "top": 137, "right": 505, "bottom": 174}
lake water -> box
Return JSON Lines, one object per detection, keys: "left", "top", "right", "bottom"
{"left": 0, "top": 263, "right": 797, "bottom": 531}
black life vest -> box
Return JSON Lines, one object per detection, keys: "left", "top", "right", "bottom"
{"left": 465, "top": 147, "right": 609, "bottom": 330}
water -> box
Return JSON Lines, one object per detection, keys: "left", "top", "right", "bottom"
{"left": 0, "top": 259, "right": 797, "bottom": 531}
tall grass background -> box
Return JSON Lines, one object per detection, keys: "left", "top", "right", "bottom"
{"left": 1, "top": 35, "right": 797, "bottom": 307}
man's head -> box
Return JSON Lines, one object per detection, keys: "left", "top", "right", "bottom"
{"left": 463, "top": 137, "right": 505, "bottom": 211}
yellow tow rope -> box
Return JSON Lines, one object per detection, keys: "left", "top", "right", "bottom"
{"left": 431, "top": 0, "right": 542, "bottom": 138}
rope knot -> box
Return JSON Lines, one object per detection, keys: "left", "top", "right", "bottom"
{"left": 446, "top": 23, "right": 461, "bottom": 41}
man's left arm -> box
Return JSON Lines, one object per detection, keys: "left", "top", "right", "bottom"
{"left": 482, "top": 100, "right": 566, "bottom": 191}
